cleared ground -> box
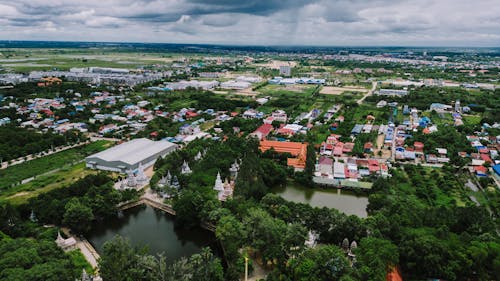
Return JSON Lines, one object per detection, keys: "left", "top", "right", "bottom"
{"left": 320, "top": 86, "right": 369, "bottom": 95}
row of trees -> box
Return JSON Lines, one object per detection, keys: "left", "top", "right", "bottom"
{"left": 0, "top": 126, "right": 83, "bottom": 162}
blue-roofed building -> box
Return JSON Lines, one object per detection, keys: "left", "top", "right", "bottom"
{"left": 493, "top": 164, "right": 500, "bottom": 180}
{"left": 351, "top": 124, "right": 363, "bottom": 135}
{"left": 403, "top": 105, "right": 410, "bottom": 115}
{"left": 430, "top": 103, "right": 452, "bottom": 112}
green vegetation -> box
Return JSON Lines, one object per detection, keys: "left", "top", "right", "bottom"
{"left": 0, "top": 126, "right": 84, "bottom": 162}
{"left": 0, "top": 231, "right": 87, "bottom": 281}
{"left": 366, "top": 87, "right": 500, "bottom": 121}
{"left": 0, "top": 140, "right": 111, "bottom": 192}
{"left": 98, "top": 236, "right": 223, "bottom": 281}
{"left": 367, "top": 165, "right": 498, "bottom": 280}
{"left": 0, "top": 204, "right": 92, "bottom": 281}
{"left": 28, "top": 174, "right": 137, "bottom": 234}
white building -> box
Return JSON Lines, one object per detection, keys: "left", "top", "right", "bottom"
{"left": 85, "top": 138, "right": 178, "bottom": 173}
{"left": 220, "top": 80, "right": 251, "bottom": 90}
{"left": 279, "top": 65, "right": 291, "bottom": 76}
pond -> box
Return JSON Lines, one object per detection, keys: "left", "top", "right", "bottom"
{"left": 87, "top": 204, "right": 218, "bottom": 264}
{"left": 272, "top": 184, "right": 369, "bottom": 217}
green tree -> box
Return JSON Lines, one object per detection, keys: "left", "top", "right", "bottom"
{"left": 216, "top": 215, "right": 246, "bottom": 260}
{"left": 62, "top": 198, "right": 94, "bottom": 234}
{"left": 98, "top": 236, "right": 145, "bottom": 281}
{"left": 355, "top": 237, "right": 399, "bottom": 281}
{"left": 289, "top": 245, "right": 350, "bottom": 281}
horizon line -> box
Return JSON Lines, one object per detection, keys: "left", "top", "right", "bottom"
{"left": 0, "top": 39, "right": 499, "bottom": 49}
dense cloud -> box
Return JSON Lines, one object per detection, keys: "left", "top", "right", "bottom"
{"left": 0, "top": 0, "right": 498, "bottom": 46}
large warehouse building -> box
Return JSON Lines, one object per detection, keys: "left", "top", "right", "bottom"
{"left": 85, "top": 138, "right": 178, "bottom": 173}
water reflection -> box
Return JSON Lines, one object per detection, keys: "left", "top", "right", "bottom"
{"left": 273, "top": 184, "right": 369, "bottom": 217}
{"left": 87, "top": 204, "right": 218, "bottom": 264}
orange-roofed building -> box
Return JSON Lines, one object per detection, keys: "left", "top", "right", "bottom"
{"left": 260, "top": 140, "right": 308, "bottom": 170}
{"left": 386, "top": 266, "right": 403, "bottom": 281}
{"left": 37, "top": 77, "right": 62, "bottom": 87}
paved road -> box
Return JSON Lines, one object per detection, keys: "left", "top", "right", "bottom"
{"left": 356, "top": 81, "right": 377, "bottom": 105}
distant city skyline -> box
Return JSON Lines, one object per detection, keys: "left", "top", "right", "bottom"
{"left": 0, "top": 0, "right": 499, "bottom": 47}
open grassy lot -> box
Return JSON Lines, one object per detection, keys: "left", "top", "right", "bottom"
{"left": 258, "top": 84, "right": 319, "bottom": 96}
{"left": 0, "top": 50, "right": 188, "bottom": 72}
{"left": 0, "top": 141, "right": 111, "bottom": 192}
{"left": 1, "top": 162, "right": 98, "bottom": 205}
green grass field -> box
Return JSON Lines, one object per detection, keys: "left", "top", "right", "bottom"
{"left": 1, "top": 162, "right": 98, "bottom": 205}
{"left": 0, "top": 141, "right": 112, "bottom": 194}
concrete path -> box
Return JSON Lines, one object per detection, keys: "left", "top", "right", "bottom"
{"left": 243, "top": 257, "right": 269, "bottom": 281}
{"left": 61, "top": 228, "right": 100, "bottom": 270}
{"left": 356, "top": 81, "right": 377, "bottom": 105}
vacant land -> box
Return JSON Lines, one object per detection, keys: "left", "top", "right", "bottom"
{"left": 0, "top": 141, "right": 111, "bottom": 192}
{"left": 2, "top": 162, "right": 97, "bottom": 205}
{"left": 258, "top": 84, "right": 318, "bottom": 96}
{"left": 320, "top": 86, "right": 369, "bottom": 95}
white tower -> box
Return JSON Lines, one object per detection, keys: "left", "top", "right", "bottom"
{"left": 181, "top": 161, "right": 192, "bottom": 174}
{"left": 455, "top": 100, "right": 461, "bottom": 113}
{"left": 213, "top": 172, "right": 224, "bottom": 200}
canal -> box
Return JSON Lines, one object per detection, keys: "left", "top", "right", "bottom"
{"left": 87, "top": 204, "right": 218, "bottom": 264}
{"left": 273, "top": 184, "right": 369, "bottom": 217}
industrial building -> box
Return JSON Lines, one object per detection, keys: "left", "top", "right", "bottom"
{"left": 85, "top": 138, "right": 178, "bottom": 173}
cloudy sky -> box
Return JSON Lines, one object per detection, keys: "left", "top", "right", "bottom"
{"left": 0, "top": 0, "right": 499, "bottom": 46}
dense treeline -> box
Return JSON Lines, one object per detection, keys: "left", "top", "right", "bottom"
{"left": 0, "top": 203, "right": 94, "bottom": 280}
{"left": 150, "top": 90, "right": 257, "bottom": 112}
{"left": 366, "top": 165, "right": 499, "bottom": 280}
{"left": 28, "top": 174, "right": 138, "bottom": 233}
{"left": 365, "top": 86, "right": 500, "bottom": 120}
{"left": 405, "top": 126, "right": 472, "bottom": 166}
{"left": 0, "top": 229, "right": 88, "bottom": 281}
{"left": 98, "top": 236, "right": 224, "bottom": 281}
{"left": 0, "top": 126, "right": 83, "bottom": 162}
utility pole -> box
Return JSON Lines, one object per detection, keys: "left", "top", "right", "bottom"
{"left": 244, "top": 257, "right": 248, "bottom": 281}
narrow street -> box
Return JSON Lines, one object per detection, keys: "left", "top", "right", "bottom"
{"left": 356, "top": 81, "right": 377, "bottom": 105}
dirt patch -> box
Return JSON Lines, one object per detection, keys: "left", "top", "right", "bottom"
{"left": 7, "top": 191, "right": 30, "bottom": 199}
{"left": 373, "top": 134, "right": 392, "bottom": 159}
{"left": 320, "top": 86, "right": 368, "bottom": 95}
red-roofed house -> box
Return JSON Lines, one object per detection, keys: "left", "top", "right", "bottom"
{"left": 364, "top": 142, "right": 374, "bottom": 153}
{"left": 250, "top": 123, "right": 274, "bottom": 140}
{"left": 343, "top": 142, "right": 355, "bottom": 153}
{"left": 185, "top": 111, "right": 198, "bottom": 119}
{"left": 480, "top": 154, "right": 492, "bottom": 164}
{"left": 414, "top": 142, "right": 424, "bottom": 153}
{"left": 474, "top": 165, "right": 488, "bottom": 177}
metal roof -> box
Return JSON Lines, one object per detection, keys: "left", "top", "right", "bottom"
{"left": 86, "top": 138, "right": 177, "bottom": 166}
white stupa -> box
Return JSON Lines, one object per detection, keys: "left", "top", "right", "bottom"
{"left": 181, "top": 161, "right": 192, "bottom": 174}
{"left": 135, "top": 163, "right": 148, "bottom": 184}
{"left": 194, "top": 151, "right": 202, "bottom": 161}
{"left": 229, "top": 159, "right": 240, "bottom": 179}
{"left": 126, "top": 169, "right": 137, "bottom": 187}
{"left": 213, "top": 172, "right": 225, "bottom": 200}
{"left": 166, "top": 170, "right": 172, "bottom": 185}
{"left": 305, "top": 230, "right": 318, "bottom": 248}
{"left": 158, "top": 176, "right": 167, "bottom": 188}
{"left": 171, "top": 175, "right": 180, "bottom": 190}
